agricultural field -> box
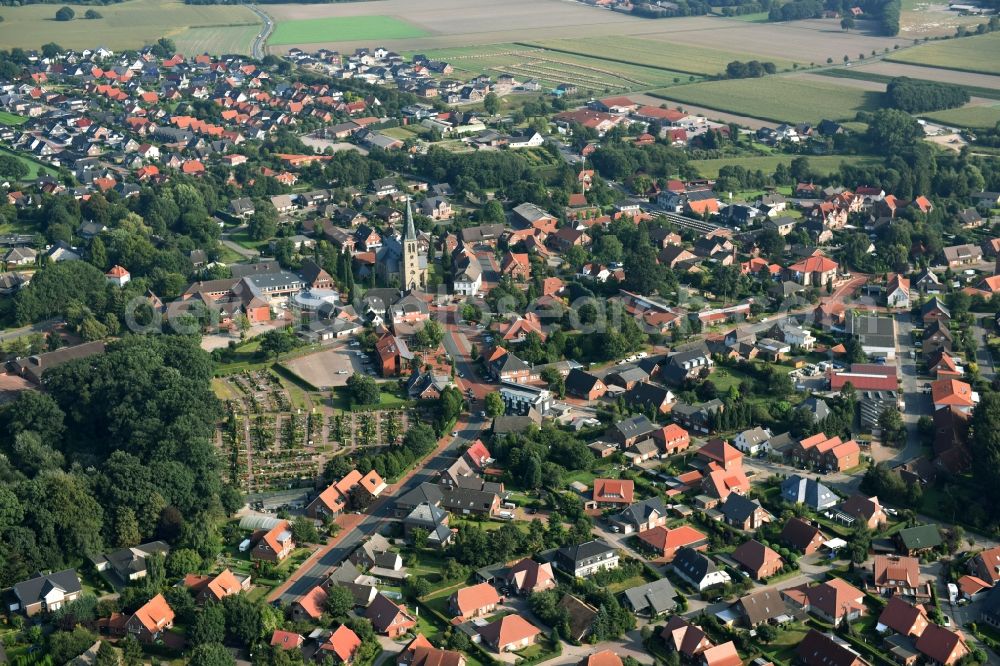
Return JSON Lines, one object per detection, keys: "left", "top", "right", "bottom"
{"left": 921, "top": 104, "right": 1000, "bottom": 128}
{"left": 526, "top": 36, "right": 798, "bottom": 76}
{"left": 406, "top": 43, "right": 695, "bottom": 94}
{"left": 269, "top": 15, "right": 428, "bottom": 46}
{"left": 0, "top": 0, "right": 260, "bottom": 51}
{"left": 653, "top": 75, "right": 885, "bottom": 123}
{"left": 689, "top": 154, "right": 882, "bottom": 179}
{"left": 173, "top": 24, "right": 261, "bottom": 56}
{"left": 886, "top": 32, "right": 1000, "bottom": 75}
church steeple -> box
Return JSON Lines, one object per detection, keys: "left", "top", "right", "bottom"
{"left": 405, "top": 198, "right": 417, "bottom": 241}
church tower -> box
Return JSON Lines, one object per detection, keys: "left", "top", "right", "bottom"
{"left": 402, "top": 199, "right": 425, "bottom": 290}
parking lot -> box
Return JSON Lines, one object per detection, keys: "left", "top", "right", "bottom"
{"left": 282, "top": 343, "right": 372, "bottom": 388}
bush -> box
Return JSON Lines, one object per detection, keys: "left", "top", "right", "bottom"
{"left": 84, "top": 9, "right": 103, "bottom": 19}
{"left": 55, "top": 6, "right": 74, "bottom": 20}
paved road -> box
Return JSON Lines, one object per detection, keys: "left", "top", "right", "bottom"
{"left": 0, "top": 317, "right": 61, "bottom": 342}
{"left": 277, "top": 414, "right": 485, "bottom": 602}
{"left": 248, "top": 4, "right": 274, "bottom": 60}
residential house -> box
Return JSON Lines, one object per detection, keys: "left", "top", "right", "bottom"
{"left": 796, "top": 630, "right": 868, "bottom": 666}
{"left": 697, "top": 438, "right": 743, "bottom": 472}
{"left": 922, "top": 297, "right": 951, "bottom": 325}
{"left": 735, "top": 589, "right": 791, "bottom": 627}
{"left": 720, "top": 495, "right": 772, "bottom": 530}
{"left": 124, "top": 594, "right": 174, "bottom": 644}
{"left": 660, "top": 347, "right": 714, "bottom": 386}
{"left": 591, "top": 478, "right": 635, "bottom": 508}
{"left": 701, "top": 642, "right": 742, "bottom": 666}
{"left": 887, "top": 274, "right": 910, "bottom": 308}
{"left": 654, "top": 423, "right": 691, "bottom": 455}
{"left": 625, "top": 382, "right": 676, "bottom": 415}
{"left": 477, "top": 615, "right": 541, "bottom": 653}
{"left": 786, "top": 255, "right": 838, "bottom": 287}
{"left": 915, "top": 624, "right": 969, "bottom": 665}
{"left": 252, "top": 520, "right": 295, "bottom": 562}
{"left": 558, "top": 594, "right": 599, "bottom": 642}
{"left": 183, "top": 568, "right": 249, "bottom": 604}
{"left": 505, "top": 558, "right": 556, "bottom": 595}
{"left": 611, "top": 497, "right": 669, "bottom": 534}
{"left": 611, "top": 415, "right": 658, "bottom": 447}
{"left": 11, "top": 570, "right": 82, "bottom": 616}
{"left": 449, "top": 582, "right": 501, "bottom": 621}
{"left": 783, "top": 578, "right": 866, "bottom": 626}
{"left": 555, "top": 540, "right": 619, "bottom": 578}
{"left": 931, "top": 379, "right": 978, "bottom": 413}
{"left": 895, "top": 525, "right": 942, "bottom": 556}
{"left": 970, "top": 546, "right": 1000, "bottom": 585}
{"left": 565, "top": 368, "right": 608, "bottom": 400}
{"left": 780, "top": 517, "right": 826, "bottom": 555}
{"left": 840, "top": 495, "right": 888, "bottom": 530}
{"left": 621, "top": 578, "right": 677, "bottom": 617}
{"left": 398, "top": 636, "right": 466, "bottom": 666}
{"left": 672, "top": 399, "right": 724, "bottom": 434}
{"left": 872, "top": 555, "right": 929, "bottom": 601}
{"left": 319, "top": 625, "right": 362, "bottom": 664}
{"left": 731, "top": 539, "right": 783, "bottom": 580}
{"left": 672, "top": 547, "right": 731, "bottom": 591}
{"left": 92, "top": 541, "right": 170, "bottom": 583}
{"left": 780, "top": 475, "right": 838, "bottom": 510}
{"left": 733, "top": 427, "right": 772, "bottom": 455}
{"left": 637, "top": 525, "right": 709, "bottom": 561}
{"left": 365, "top": 593, "right": 416, "bottom": 638}
{"left": 660, "top": 616, "right": 713, "bottom": 658}
{"left": 877, "top": 596, "right": 929, "bottom": 637}
{"left": 942, "top": 243, "right": 982, "bottom": 268}
{"left": 270, "top": 630, "right": 305, "bottom": 651}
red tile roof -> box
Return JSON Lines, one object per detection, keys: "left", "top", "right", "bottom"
{"left": 451, "top": 582, "right": 501, "bottom": 617}
{"left": 323, "top": 624, "right": 361, "bottom": 662}
{"left": 593, "top": 478, "right": 635, "bottom": 504}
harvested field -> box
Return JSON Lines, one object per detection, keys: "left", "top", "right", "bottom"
{"left": 689, "top": 154, "right": 882, "bottom": 179}
{"left": 886, "top": 32, "right": 1000, "bottom": 75}
{"left": 173, "top": 24, "right": 260, "bottom": 55}
{"left": 650, "top": 75, "right": 885, "bottom": 123}
{"left": 848, "top": 61, "right": 1000, "bottom": 90}
{"left": 921, "top": 104, "right": 1000, "bottom": 128}
{"left": 408, "top": 44, "right": 695, "bottom": 93}
{"left": 270, "top": 15, "right": 428, "bottom": 45}
{"left": 525, "top": 36, "right": 794, "bottom": 76}
{"left": 900, "top": 0, "right": 986, "bottom": 37}
{"left": 262, "top": 0, "right": 905, "bottom": 60}
{"left": 0, "top": 0, "right": 260, "bottom": 51}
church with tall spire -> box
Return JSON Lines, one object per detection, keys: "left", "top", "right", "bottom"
{"left": 402, "top": 199, "right": 426, "bottom": 290}
{"left": 375, "top": 198, "right": 427, "bottom": 290}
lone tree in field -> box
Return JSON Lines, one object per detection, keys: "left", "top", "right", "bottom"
{"left": 841, "top": 16, "right": 855, "bottom": 31}
{"left": 55, "top": 6, "right": 75, "bottom": 21}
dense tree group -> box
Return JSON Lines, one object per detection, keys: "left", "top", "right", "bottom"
{"left": 0, "top": 336, "right": 236, "bottom": 586}
{"left": 886, "top": 77, "right": 970, "bottom": 113}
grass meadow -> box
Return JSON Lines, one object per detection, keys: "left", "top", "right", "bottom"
{"left": 886, "top": 32, "right": 1000, "bottom": 75}
{"left": 652, "top": 75, "right": 884, "bottom": 123}
{"left": 0, "top": 0, "right": 260, "bottom": 51}
{"left": 269, "top": 15, "right": 428, "bottom": 45}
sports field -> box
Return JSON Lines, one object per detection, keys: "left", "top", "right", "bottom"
{"left": 526, "top": 36, "right": 799, "bottom": 76}
{"left": 407, "top": 44, "right": 697, "bottom": 93}
{"left": 886, "top": 32, "right": 1000, "bottom": 76}
{"left": 269, "top": 15, "right": 428, "bottom": 45}
{"left": 689, "top": 154, "right": 882, "bottom": 178}
{"left": 652, "top": 75, "right": 885, "bottom": 124}
{"left": 0, "top": 0, "right": 260, "bottom": 51}
{"left": 922, "top": 105, "right": 1000, "bottom": 129}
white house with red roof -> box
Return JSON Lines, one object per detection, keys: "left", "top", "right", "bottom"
{"left": 106, "top": 265, "right": 130, "bottom": 287}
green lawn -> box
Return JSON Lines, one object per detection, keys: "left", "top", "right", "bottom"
{"left": 652, "top": 76, "right": 885, "bottom": 123}
{"left": 269, "top": 15, "right": 428, "bottom": 45}
{"left": 0, "top": 147, "right": 58, "bottom": 180}
{"left": 921, "top": 104, "right": 1000, "bottom": 129}
{"left": 690, "top": 154, "right": 882, "bottom": 179}
{"left": 0, "top": 111, "right": 26, "bottom": 126}
{"left": 886, "top": 32, "right": 1000, "bottom": 76}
